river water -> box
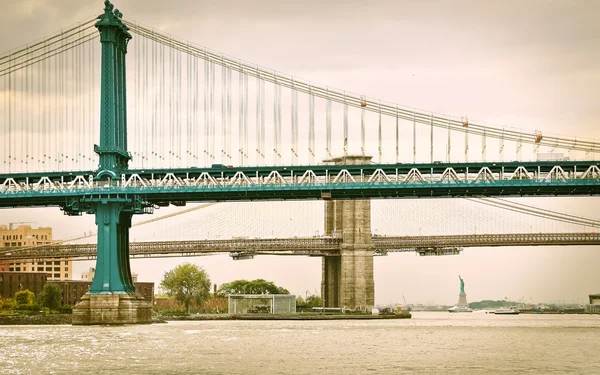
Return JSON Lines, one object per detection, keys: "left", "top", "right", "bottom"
{"left": 1, "top": 312, "right": 599, "bottom": 374}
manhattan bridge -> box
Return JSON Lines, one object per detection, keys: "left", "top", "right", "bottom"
{"left": 0, "top": 1, "right": 598, "bottom": 322}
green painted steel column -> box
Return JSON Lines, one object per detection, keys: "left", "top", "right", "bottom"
{"left": 88, "top": 1, "right": 137, "bottom": 296}
{"left": 94, "top": 0, "right": 131, "bottom": 180}
{"left": 90, "top": 203, "right": 135, "bottom": 294}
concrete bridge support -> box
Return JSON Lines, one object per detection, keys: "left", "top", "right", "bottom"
{"left": 321, "top": 156, "right": 375, "bottom": 311}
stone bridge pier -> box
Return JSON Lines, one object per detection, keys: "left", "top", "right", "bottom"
{"left": 321, "top": 156, "right": 375, "bottom": 311}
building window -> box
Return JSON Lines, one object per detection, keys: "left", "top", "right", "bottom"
{"left": 64, "top": 274, "right": 68, "bottom": 278}
{"left": 37, "top": 267, "right": 43, "bottom": 271}
{"left": 65, "top": 267, "right": 69, "bottom": 271}
{"left": 9, "top": 267, "right": 13, "bottom": 271}
{"left": 53, "top": 274, "right": 60, "bottom": 278}
{"left": 15, "top": 267, "right": 20, "bottom": 271}
{"left": 46, "top": 267, "right": 52, "bottom": 271}
{"left": 54, "top": 261, "right": 60, "bottom": 265}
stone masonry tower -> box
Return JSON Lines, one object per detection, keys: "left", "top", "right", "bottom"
{"left": 321, "top": 156, "right": 375, "bottom": 311}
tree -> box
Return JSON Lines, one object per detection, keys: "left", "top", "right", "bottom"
{"left": 217, "top": 279, "right": 289, "bottom": 297}
{"left": 38, "top": 284, "right": 62, "bottom": 310}
{"left": 14, "top": 289, "right": 35, "bottom": 306}
{"left": 306, "top": 295, "right": 322, "bottom": 308}
{"left": 160, "top": 263, "right": 211, "bottom": 313}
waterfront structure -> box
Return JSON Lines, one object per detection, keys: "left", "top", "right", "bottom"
{"left": 586, "top": 294, "right": 600, "bottom": 314}
{"left": 228, "top": 294, "right": 297, "bottom": 314}
{"left": 0, "top": 225, "right": 72, "bottom": 281}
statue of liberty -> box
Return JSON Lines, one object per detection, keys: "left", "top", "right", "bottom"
{"left": 459, "top": 275, "right": 465, "bottom": 294}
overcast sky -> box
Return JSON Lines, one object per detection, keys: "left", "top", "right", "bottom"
{"left": 1, "top": 0, "right": 600, "bottom": 305}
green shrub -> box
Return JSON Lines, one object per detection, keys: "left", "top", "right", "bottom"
{"left": 15, "top": 290, "right": 35, "bottom": 306}
{"left": 15, "top": 303, "right": 40, "bottom": 312}
{"left": 38, "top": 284, "right": 62, "bottom": 310}
{"left": 57, "top": 305, "right": 73, "bottom": 314}
{"left": 0, "top": 297, "right": 16, "bottom": 310}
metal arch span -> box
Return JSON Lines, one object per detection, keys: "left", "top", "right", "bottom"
{"left": 0, "top": 161, "right": 599, "bottom": 208}
{"left": 1, "top": 233, "right": 598, "bottom": 261}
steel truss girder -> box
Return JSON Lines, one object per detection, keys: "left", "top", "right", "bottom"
{"left": 1, "top": 161, "right": 599, "bottom": 206}
{"left": 2, "top": 232, "right": 599, "bottom": 261}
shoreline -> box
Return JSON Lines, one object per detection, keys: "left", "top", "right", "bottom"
{"left": 0, "top": 312, "right": 411, "bottom": 325}
{"left": 163, "top": 313, "right": 412, "bottom": 321}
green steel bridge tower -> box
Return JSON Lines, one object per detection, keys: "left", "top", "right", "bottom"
{"left": 68, "top": 0, "right": 152, "bottom": 324}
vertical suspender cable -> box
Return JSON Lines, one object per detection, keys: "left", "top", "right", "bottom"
{"left": 157, "top": 39, "right": 162, "bottom": 167}
{"left": 244, "top": 72, "right": 249, "bottom": 164}
{"left": 465, "top": 120, "right": 469, "bottom": 163}
{"left": 160, "top": 38, "right": 165, "bottom": 167}
{"left": 179, "top": 49, "right": 183, "bottom": 165}
{"left": 211, "top": 60, "right": 216, "bottom": 163}
{"left": 204, "top": 56, "right": 209, "bottom": 166}
{"left": 277, "top": 81, "right": 282, "bottom": 164}
{"left": 378, "top": 101, "right": 382, "bottom": 163}
{"left": 430, "top": 114, "right": 434, "bottom": 163}
{"left": 343, "top": 93, "right": 348, "bottom": 156}
{"left": 361, "top": 96, "right": 365, "bottom": 156}
{"left": 326, "top": 91, "right": 331, "bottom": 158}
{"left": 24, "top": 46, "right": 29, "bottom": 171}
{"left": 412, "top": 110, "right": 416, "bottom": 163}
{"left": 136, "top": 32, "right": 140, "bottom": 167}
{"left": 193, "top": 54, "right": 198, "bottom": 165}
{"left": 227, "top": 68, "right": 232, "bottom": 162}
{"left": 482, "top": 126, "right": 487, "bottom": 161}
{"left": 517, "top": 131, "right": 522, "bottom": 161}
{"left": 239, "top": 68, "right": 244, "bottom": 166}
{"left": 143, "top": 36, "right": 148, "bottom": 167}
{"left": 309, "top": 86, "right": 315, "bottom": 164}
{"left": 259, "top": 78, "right": 265, "bottom": 164}
{"left": 222, "top": 63, "right": 227, "bottom": 163}
{"left": 256, "top": 71, "right": 261, "bottom": 163}
{"left": 396, "top": 107, "right": 400, "bottom": 163}
{"left": 291, "top": 80, "right": 298, "bottom": 164}
{"left": 169, "top": 44, "right": 174, "bottom": 166}
{"left": 447, "top": 117, "right": 451, "bottom": 163}
{"left": 8, "top": 53, "right": 12, "bottom": 172}
{"left": 500, "top": 128, "right": 504, "bottom": 161}
{"left": 273, "top": 74, "right": 278, "bottom": 164}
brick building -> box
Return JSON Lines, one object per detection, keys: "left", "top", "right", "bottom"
{"left": 0, "top": 224, "right": 72, "bottom": 281}
{"left": 0, "top": 271, "right": 48, "bottom": 299}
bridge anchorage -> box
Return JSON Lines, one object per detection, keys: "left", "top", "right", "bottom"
{"left": 68, "top": 1, "right": 152, "bottom": 325}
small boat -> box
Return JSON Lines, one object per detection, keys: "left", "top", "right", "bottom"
{"left": 448, "top": 305, "right": 473, "bottom": 313}
{"left": 493, "top": 306, "right": 520, "bottom": 315}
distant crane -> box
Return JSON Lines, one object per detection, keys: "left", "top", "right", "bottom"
{"left": 518, "top": 296, "right": 525, "bottom": 309}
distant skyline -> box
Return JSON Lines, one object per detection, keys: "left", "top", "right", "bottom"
{"left": 1, "top": 0, "right": 600, "bottom": 305}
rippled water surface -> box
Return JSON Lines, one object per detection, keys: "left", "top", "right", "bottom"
{"left": 1, "top": 312, "right": 600, "bottom": 374}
